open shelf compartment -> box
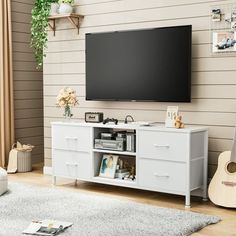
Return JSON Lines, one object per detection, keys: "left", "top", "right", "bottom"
{"left": 92, "top": 125, "right": 137, "bottom": 185}
{"left": 92, "top": 152, "right": 137, "bottom": 185}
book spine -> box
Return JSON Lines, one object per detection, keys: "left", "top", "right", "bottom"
{"left": 127, "top": 135, "right": 131, "bottom": 151}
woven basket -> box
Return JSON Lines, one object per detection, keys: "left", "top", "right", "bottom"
{"left": 12, "top": 144, "right": 32, "bottom": 173}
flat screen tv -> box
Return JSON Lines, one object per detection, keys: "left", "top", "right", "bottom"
{"left": 86, "top": 25, "right": 192, "bottom": 102}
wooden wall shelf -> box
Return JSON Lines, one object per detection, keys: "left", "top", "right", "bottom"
{"left": 48, "top": 13, "right": 84, "bottom": 36}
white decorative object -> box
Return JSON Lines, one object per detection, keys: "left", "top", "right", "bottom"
{"left": 58, "top": 3, "right": 73, "bottom": 14}
{"left": 51, "top": 122, "right": 208, "bottom": 207}
{"left": 165, "top": 106, "right": 179, "bottom": 128}
{"left": 50, "top": 3, "right": 59, "bottom": 16}
{"left": 0, "top": 168, "right": 8, "bottom": 196}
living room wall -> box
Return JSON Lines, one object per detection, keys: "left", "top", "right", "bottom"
{"left": 12, "top": 0, "right": 44, "bottom": 163}
{"left": 44, "top": 0, "right": 236, "bottom": 177}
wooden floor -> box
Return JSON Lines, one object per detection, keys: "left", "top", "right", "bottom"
{"left": 9, "top": 164, "right": 236, "bottom": 236}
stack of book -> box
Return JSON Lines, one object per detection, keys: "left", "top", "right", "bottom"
{"left": 115, "top": 168, "right": 129, "bottom": 179}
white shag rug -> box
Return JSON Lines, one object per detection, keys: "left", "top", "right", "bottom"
{"left": 0, "top": 182, "right": 220, "bottom": 236}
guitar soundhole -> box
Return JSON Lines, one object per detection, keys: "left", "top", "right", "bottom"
{"left": 226, "top": 162, "right": 236, "bottom": 173}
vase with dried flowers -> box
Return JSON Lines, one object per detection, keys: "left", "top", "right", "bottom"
{"left": 56, "top": 87, "right": 79, "bottom": 119}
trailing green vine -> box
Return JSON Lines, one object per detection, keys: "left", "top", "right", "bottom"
{"left": 31, "top": 0, "right": 58, "bottom": 69}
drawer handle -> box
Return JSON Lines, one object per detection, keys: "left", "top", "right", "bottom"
{"left": 66, "top": 162, "right": 78, "bottom": 166}
{"left": 154, "top": 172, "right": 169, "bottom": 178}
{"left": 154, "top": 144, "right": 170, "bottom": 148}
{"left": 65, "top": 136, "right": 78, "bottom": 140}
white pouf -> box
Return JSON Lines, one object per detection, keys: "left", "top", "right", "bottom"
{"left": 0, "top": 168, "right": 8, "bottom": 196}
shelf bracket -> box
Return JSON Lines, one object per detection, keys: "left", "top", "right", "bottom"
{"left": 67, "top": 16, "right": 78, "bottom": 34}
{"left": 48, "top": 19, "right": 56, "bottom": 36}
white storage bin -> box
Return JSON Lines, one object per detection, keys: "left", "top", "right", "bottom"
{"left": 17, "top": 151, "right": 32, "bottom": 172}
{"left": 12, "top": 143, "right": 32, "bottom": 173}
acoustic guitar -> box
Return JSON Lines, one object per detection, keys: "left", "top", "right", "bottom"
{"left": 208, "top": 134, "right": 236, "bottom": 207}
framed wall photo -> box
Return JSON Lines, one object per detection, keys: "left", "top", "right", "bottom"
{"left": 211, "top": 3, "right": 236, "bottom": 55}
{"left": 99, "top": 154, "right": 119, "bottom": 178}
{"left": 231, "top": 22, "right": 236, "bottom": 30}
{"left": 212, "top": 31, "right": 236, "bottom": 53}
{"left": 211, "top": 8, "right": 221, "bottom": 22}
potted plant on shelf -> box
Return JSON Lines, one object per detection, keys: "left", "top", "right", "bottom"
{"left": 58, "top": 0, "right": 74, "bottom": 14}
{"left": 31, "top": 0, "right": 59, "bottom": 69}
{"left": 50, "top": 2, "right": 59, "bottom": 16}
{"left": 56, "top": 87, "right": 79, "bottom": 119}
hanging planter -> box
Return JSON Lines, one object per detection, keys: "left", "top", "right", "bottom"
{"left": 31, "top": 0, "right": 59, "bottom": 69}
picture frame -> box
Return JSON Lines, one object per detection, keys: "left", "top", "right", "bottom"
{"left": 211, "top": 8, "right": 221, "bottom": 22}
{"left": 165, "top": 106, "right": 179, "bottom": 128}
{"left": 231, "top": 22, "right": 236, "bottom": 30}
{"left": 212, "top": 31, "right": 236, "bottom": 53}
{"left": 99, "top": 154, "right": 119, "bottom": 178}
{"left": 224, "top": 13, "right": 232, "bottom": 23}
{"left": 232, "top": 8, "right": 236, "bottom": 19}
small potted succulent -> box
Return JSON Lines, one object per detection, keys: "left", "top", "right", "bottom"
{"left": 58, "top": 0, "right": 74, "bottom": 14}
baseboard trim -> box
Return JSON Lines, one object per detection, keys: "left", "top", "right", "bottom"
{"left": 43, "top": 166, "right": 52, "bottom": 175}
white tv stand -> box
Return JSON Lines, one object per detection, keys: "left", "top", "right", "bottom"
{"left": 51, "top": 121, "right": 208, "bottom": 207}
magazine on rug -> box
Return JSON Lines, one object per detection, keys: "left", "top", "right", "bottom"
{"left": 22, "top": 219, "right": 73, "bottom": 236}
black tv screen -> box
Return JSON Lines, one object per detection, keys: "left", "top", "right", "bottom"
{"left": 86, "top": 25, "right": 192, "bottom": 102}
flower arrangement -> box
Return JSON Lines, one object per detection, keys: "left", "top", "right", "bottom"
{"left": 56, "top": 87, "right": 79, "bottom": 119}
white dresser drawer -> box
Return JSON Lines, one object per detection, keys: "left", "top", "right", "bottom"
{"left": 52, "top": 125, "right": 92, "bottom": 152}
{"left": 138, "top": 130, "right": 188, "bottom": 162}
{"left": 139, "top": 159, "right": 186, "bottom": 193}
{"left": 53, "top": 149, "right": 91, "bottom": 180}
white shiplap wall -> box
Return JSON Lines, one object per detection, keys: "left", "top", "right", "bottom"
{"left": 12, "top": 0, "right": 44, "bottom": 163}
{"left": 44, "top": 0, "right": 236, "bottom": 177}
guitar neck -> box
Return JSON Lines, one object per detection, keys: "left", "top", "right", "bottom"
{"left": 230, "top": 129, "right": 236, "bottom": 163}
